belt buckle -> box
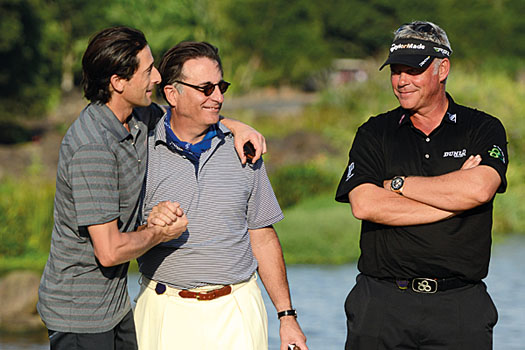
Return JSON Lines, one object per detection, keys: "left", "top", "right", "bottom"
{"left": 411, "top": 278, "right": 438, "bottom": 294}
{"left": 195, "top": 291, "right": 211, "bottom": 300}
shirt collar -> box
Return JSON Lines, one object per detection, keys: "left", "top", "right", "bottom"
{"left": 153, "top": 109, "right": 231, "bottom": 148}
{"left": 90, "top": 102, "right": 135, "bottom": 142}
{"left": 397, "top": 92, "right": 459, "bottom": 127}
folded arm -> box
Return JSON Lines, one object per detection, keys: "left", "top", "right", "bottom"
{"left": 349, "top": 183, "right": 458, "bottom": 226}
{"left": 397, "top": 165, "right": 501, "bottom": 211}
{"left": 249, "top": 226, "right": 308, "bottom": 350}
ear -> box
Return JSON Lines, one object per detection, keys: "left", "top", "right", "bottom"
{"left": 164, "top": 85, "right": 179, "bottom": 107}
{"left": 109, "top": 74, "right": 125, "bottom": 94}
{"left": 438, "top": 58, "right": 450, "bottom": 83}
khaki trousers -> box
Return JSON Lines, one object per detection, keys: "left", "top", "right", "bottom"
{"left": 134, "top": 274, "right": 268, "bottom": 350}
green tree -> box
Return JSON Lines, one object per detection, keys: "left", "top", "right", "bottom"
{"left": 45, "top": 0, "right": 109, "bottom": 92}
{"left": 316, "top": 0, "right": 525, "bottom": 72}
{"left": 218, "top": 0, "right": 332, "bottom": 89}
{"left": 0, "top": 0, "right": 63, "bottom": 119}
{"left": 104, "top": 0, "right": 223, "bottom": 67}
{"left": 316, "top": 0, "right": 453, "bottom": 58}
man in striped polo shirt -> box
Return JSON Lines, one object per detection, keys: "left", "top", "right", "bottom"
{"left": 134, "top": 41, "right": 308, "bottom": 350}
{"left": 37, "top": 27, "right": 267, "bottom": 350}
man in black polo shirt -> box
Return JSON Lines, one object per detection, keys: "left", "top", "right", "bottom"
{"left": 336, "top": 21, "right": 508, "bottom": 350}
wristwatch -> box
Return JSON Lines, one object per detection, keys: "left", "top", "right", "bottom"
{"left": 390, "top": 176, "right": 405, "bottom": 194}
{"left": 277, "top": 309, "right": 297, "bottom": 319}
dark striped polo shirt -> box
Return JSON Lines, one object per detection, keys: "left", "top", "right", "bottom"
{"left": 38, "top": 102, "right": 161, "bottom": 333}
{"left": 138, "top": 115, "right": 284, "bottom": 289}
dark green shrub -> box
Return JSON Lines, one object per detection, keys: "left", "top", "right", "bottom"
{"left": 0, "top": 176, "right": 54, "bottom": 258}
{"left": 270, "top": 164, "right": 336, "bottom": 209}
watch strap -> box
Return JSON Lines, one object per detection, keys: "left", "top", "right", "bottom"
{"left": 277, "top": 309, "right": 297, "bottom": 319}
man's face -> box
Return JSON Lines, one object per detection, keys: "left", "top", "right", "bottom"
{"left": 173, "top": 57, "right": 224, "bottom": 129}
{"left": 120, "top": 45, "right": 161, "bottom": 108}
{"left": 390, "top": 62, "right": 443, "bottom": 112}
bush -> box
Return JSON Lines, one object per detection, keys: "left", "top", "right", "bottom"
{"left": 270, "top": 164, "right": 336, "bottom": 209}
{"left": 275, "top": 192, "right": 361, "bottom": 264}
{"left": 0, "top": 176, "right": 54, "bottom": 259}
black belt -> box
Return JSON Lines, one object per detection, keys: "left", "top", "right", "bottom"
{"left": 387, "top": 277, "right": 475, "bottom": 293}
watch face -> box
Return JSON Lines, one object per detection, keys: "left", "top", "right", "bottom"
{"left": 392, "top": 177, "right": 404, "bottom": 190}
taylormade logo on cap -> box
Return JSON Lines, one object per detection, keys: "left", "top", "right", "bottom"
{"left": 390, "top": 42, "right": 426, "bottom": 53}
{"left": 379, "top": 38, "right": 452, "bottom": 71}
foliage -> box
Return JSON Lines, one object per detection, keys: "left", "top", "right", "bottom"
{"left": 104, "top": 0, "right": 223, "bottom": 65}
{"left": 315, "top": 0, "right": 525, "bottom": 71}
{"left": 2, "top": 0, "right": 525, "bottom": 119}
{"left": 275, "top": 192, "right": 361, "bottom": 264}
{"left": 218, "top": 0, "right": 332, "bottom": 88}
{"left": 269, "top": 163, "right": 336, "bottom": 209}
{"left": 0, "top": 175, "right": 54, "bottom": 259}
{"left": 45, "top": 0, "right": 110, "bottom": 90}
{"left": 0, "top": 0, "right": 63, "bottom": 119}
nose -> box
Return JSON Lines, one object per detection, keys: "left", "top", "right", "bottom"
{"left": 398, "top": 72, "right": 409, "bottom": 86}
{"left": 151, "top": 66, "right": 161, "bottom": 85}
{"left": 210, "top": 84, "right": 224, "bottom": 103}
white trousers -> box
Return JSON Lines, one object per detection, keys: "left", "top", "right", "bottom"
{"left": 134, "top": 274, "right": 268, "bottom": 350}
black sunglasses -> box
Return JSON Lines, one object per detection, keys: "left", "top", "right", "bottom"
{"left": 396, "top": 22, "right": 436, "bottom": 36}
{"left": 175, "top": 80, "right": 230, "bottom": 96}
{"left": 414, "top": 23, "right": 436, "bottom": 35}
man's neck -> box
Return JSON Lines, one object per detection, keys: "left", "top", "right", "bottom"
{"left": 409, "top": 92, "right": 449, "bottom": 135}
{"left": 169, "top": 109, "right": 211, "bottom": 144}
{"left": 106, "top": 98, "right": 133, "bottom": 131}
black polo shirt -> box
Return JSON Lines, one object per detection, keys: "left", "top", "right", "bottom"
{"left": 336, "top": 93, "right": 508, "bottom": 281}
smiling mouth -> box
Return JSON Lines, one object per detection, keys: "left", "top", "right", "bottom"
{"left": 203, "top": 105, "right": 221, "bottom": 111}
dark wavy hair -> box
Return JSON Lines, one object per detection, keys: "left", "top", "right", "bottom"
{"left": 81, "top": 26, "right": 147, "bottom": 104}
{"left": 158, "top": 41, "right": 223, "bottom": 102}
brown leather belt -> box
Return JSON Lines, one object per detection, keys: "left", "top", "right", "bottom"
{"left": 178, "top": 285, "right": 232, "bottom": 301}
{"left": 141, "top": 275, "right": 254, "bottom": 301}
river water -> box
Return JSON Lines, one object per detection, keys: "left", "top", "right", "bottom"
{"left": 2, "top": 235, "right": 524, "bottom": 349}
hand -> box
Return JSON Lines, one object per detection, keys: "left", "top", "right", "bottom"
{"left": 157, "top": 212, "right": 188, "bottom": 242}
{"left": 280, "top": 317, "right": 308, "bottom": 350}
{"left": 461, "top": 154, "right": 481, "bottom": 170}
{"left": 225, "top": 119, "right": 267, "bottom": 164}
{"left": 147, "top": 201, "right": 184, "bottom": 227}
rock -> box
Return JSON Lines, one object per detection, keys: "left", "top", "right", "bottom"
{"left": 0, "top": 270, "right": 45, "bottom": 332}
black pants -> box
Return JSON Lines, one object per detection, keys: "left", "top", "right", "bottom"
{"left": 345, "top": 274, "right": 498, "bottom": 350}
{"left": 48, "top": 310, "right": 138, "bottom": 350}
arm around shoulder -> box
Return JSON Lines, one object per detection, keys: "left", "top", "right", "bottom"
{"left": 221, "top": 117, "right": 267, "bottom": 164}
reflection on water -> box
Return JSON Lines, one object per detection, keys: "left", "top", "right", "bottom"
{"left": 2, "top": 235, "right": 524, "bottom": 349}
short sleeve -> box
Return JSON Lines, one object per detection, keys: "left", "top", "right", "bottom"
{"left": 246, "top": 160, "right": 284, "bottom": 229}
{"left": 71, "top": 144, "right": 120, "bottom": 227}
{"left": 335, "top": 122, "right": 385, "bottom": 202}
{"left": 470, "top": 115, "right": 508, "bottom": 193}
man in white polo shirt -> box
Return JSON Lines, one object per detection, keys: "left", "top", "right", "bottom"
{"left": 134, "top": 41, "right": 308, "bottom": 350}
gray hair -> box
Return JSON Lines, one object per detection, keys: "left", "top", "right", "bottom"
{"left": 394, "top": 21, "right": 452, "bottom": 52}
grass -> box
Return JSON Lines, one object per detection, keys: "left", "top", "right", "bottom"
{"left": 276, "top": 192, "right": 361, "bottom": 264}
